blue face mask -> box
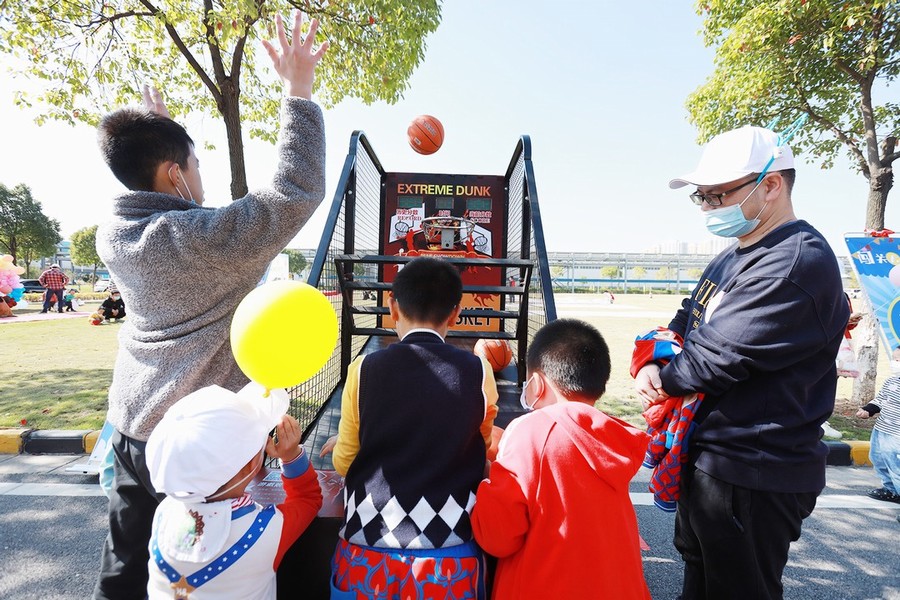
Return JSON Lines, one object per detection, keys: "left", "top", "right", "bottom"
{"left": 703, "top": 180, "right": 766, "bottom": 238}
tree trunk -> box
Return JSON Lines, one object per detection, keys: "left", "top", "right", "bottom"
{"left": 865, "top": 166, "right": 892, "bottom": 230}
{"left": 220, "top": 83, "right": 248, "bottom": 200}
{"left": 851, "top": 314, "right": 879, "bottom": 405}
{"left": 22, "top": 251, "right": 33, "bottom": 277}
{"left": 854, "top": 166, "right": 895, "bottom": 404}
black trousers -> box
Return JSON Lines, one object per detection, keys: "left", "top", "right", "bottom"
{"left": 93, "top": 430, "right": 164, "bottom": 600}
{"left": 674, "top": 464, "right": 818, "bottom": 600}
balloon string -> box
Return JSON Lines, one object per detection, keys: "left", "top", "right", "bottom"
{"left": 263, "top": 388, "right": 270, "bottom": 398}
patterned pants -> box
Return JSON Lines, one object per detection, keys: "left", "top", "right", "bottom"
{"left": 330, "top": 538, "right": 486, "bottom": 600}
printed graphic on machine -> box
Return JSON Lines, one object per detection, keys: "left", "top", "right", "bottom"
{"left": 381, "top": 173, "right": 507, "bottom": 332}
{"left": 846, "top": 233, "right": 900, "bottom": 351}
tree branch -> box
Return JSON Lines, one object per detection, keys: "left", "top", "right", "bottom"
{"left": 87, "top": 28, "right": 117, "bottom": 83}
{"left": 834, "top": 59, "right": 866, "bottom": 85}
{"left": 79, "top": 10, "right": 154, "bottom": 32}
{"left": 787, "top": 75, "right": 870, "bottom": 176}
{"left": 804, "top": 106, "right": 870, "bottom": 176}
{"left": 883, "top": 136, "right": 899, "bottom": 165}
{"left": 229, "top": 0, "right": 263, "bottom": 82}
{"left": 231, "top": 35, "right": 247, "bottom": 82}
{"left": 138, "top": 0, "right": 223, "bottom": 106}
{"left": 202, "top": 0, "right": 228, "bottom": 90}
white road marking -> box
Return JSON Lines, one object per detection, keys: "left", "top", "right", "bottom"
{"left": 1, "top": 482, "right": 105, "bottom": 497}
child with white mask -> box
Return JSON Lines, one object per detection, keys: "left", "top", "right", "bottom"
{"left": 857, "top": 347, "right": 900, "bottom": 508}
{"left": 145, "top": 383, "right": 322, "bottom": 599}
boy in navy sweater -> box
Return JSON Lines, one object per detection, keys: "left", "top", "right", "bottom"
{"left": 330, "top": 257, "right": 498, "bottom": 599}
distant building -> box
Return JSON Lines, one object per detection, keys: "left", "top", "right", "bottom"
{"left": 37, "top": 240, "right": 109, "bottom": 280}
{"left": 645, "top": 238, "right": 733, "bottom": 255}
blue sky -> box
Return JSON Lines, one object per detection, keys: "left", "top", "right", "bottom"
{"left": 0, "top": 0, "right": 895, "bottom": 257}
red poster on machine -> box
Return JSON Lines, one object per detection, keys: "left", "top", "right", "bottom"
{"left": 381, "top": 173, "right": 507, "bottom": 332}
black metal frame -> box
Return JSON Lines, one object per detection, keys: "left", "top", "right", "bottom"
{"left": 333, "top": 253, "right": 533, "bottom": 378}
{"left": 503, "top": 136, "right": 558, "bottom": 380}
{"left": 293, "top": 132, "right": 556, "bottom": 440}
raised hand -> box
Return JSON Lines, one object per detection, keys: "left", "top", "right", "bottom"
{"left": 141, "top": 84, "right": 171, "bottom": 118}
{"left": 262, "top": 11, "right": 329, "bottom": 100}
{"left": 266, "top": 414, "right": 303, "bottom": 464}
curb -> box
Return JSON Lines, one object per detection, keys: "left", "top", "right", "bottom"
{"left": 824, "top": 440, "right": 872, "bottom": 467}
{"left": 0, "top": 430, "right": 873, "bottom": 466}
{"left": 0, "top": 429, "right": 101, "bottom": 455}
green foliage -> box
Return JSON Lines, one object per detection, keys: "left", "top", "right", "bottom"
{"left": 688, "top": 0, "right": 899, "bottom": 176}
{"left": 0, "top": 1, "right": 442, "bottom": 135}
{"left": 1, "top": 1, "right": 442, "bottom": 198}
{"left": 600, "top": 265, "right": 621, "bottom": 279}
{"left": 631, "top": 266, "right": 647, "bottom": 279}
{"left": 70, "top": 225, "right": 104, "bottom": 282}
{"left": 283, "top": 248, "right": 307, "bottom": 276}
{"left": 0, "top": 183, "right": 61, "bottom": 275}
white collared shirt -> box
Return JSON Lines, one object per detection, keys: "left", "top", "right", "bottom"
{"left": 400, "top": 327, "right": 445, "bottom": 342}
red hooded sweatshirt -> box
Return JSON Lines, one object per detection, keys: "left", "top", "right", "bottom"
{"left": 472, "top": 402, "right": 651, "bottom": 599}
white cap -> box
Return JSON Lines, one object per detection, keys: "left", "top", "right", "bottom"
{"left": 669, "top": 126, "right": 794, "bottom": 189}
{"left": 146, "top": 382, "right": 289, "bottom": 503}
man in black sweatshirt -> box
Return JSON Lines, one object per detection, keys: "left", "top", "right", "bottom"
{"left": 635, "top": 125, "right": 849, "bottom": 600}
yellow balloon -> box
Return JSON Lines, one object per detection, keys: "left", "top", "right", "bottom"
{"left": 230, "top": 281, "right": 338, "bottom": 390}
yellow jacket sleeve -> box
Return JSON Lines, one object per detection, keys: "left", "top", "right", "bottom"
{"left": 479, "top": 357, "right": 500, "bottom": 449}
{"left": 332, "top": 356, "right": 364, "bottom": 476}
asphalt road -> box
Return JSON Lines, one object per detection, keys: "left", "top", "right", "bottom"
{"left": 1, "top": 455, "right": 898, "bottom": 599}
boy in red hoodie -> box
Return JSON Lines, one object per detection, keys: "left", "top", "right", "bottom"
{"left": 471, "top": 319, "right": 651, "bottom": 599}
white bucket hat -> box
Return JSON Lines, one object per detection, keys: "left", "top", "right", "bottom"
{"left": 669, "top": 126, "right": 794, "bottom": 189}
{"left": 146, "top": 382, "right": 289, "bottom": 503}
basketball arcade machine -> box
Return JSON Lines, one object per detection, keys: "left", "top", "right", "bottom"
{"left": 274, "top": 131, "right": 557, "bottom": 598}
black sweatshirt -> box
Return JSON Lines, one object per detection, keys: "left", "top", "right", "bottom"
{"left": 661, "top": 220, "right": 849, "bottom": 493}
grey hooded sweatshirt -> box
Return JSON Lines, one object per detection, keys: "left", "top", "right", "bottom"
{"left": 96, "top": 98, "right": 325, "bottom": 441}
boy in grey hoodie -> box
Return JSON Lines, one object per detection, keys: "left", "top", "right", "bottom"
{"left": 92, "top": 13, "right": 328, "bottom": 599}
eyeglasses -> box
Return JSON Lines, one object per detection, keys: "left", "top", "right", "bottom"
{"left": 689, "top": 175, "right": 760, "bottom": 207}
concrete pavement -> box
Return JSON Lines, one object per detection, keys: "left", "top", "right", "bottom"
{"left": 1, "top": 454, "right": 898, "bottom": 599}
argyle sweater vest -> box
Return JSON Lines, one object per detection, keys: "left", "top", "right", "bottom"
{"left": 341, "top": 332, "right": 488, "bottom": 550}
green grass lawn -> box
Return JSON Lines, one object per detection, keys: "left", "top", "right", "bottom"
{"left": 0, "top": 300, "right": 115, "bottom": 430}
{"left": 0, "top": 293, "right": 882, "bottom": 440}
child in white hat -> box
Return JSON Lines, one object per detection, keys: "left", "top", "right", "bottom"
{"left": 145, "top": 383, "right": 322, "bottom": 599}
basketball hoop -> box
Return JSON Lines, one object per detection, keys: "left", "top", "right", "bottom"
{"left": 420, "top": 217, "right": 476, "bottom": 250}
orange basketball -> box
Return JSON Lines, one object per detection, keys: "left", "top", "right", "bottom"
{"left": 407, "top": 114, "right": 444, "bottom": 155}
{"left": 474, "top": 338, "right": 512, "bottom": 372}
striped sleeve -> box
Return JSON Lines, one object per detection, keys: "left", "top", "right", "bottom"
{"left": 873, "top": 377, "right": 900, "bottom": 437}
